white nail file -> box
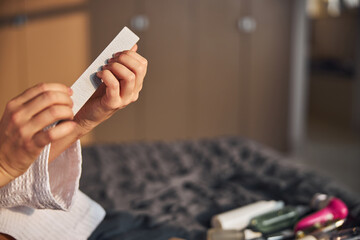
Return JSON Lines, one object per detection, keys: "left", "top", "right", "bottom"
{"left": 71, "top": 27, "right": 139, "bottom": 115}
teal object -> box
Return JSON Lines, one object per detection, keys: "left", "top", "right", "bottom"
{"left": 249, "top": 206, "right": 308, "bottom": 235}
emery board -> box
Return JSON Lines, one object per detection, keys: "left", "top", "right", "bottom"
{"left": 71, "top": 27, "right": 140, "bottom": 115}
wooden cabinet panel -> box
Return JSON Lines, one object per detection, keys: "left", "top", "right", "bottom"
{"left": 0, "top": 25, "right": 23, "bottom": 114}
{"left": 142, "top": 0, "right": 193, "bottom": 141}
{"left": 192, "top": 0, "right": 244, "bottom": 138}
{"left": 89, "top": 0, "right": 293, "bottom": 151}
{"left": 0, "top": 0, "right": 24, "bottom": 17}
{"left": 25, "top": 11, "right": 89, "bottom": 88}
{"left": 247, "top": 0, "right": 293, "bottom": 151}
{"left": 0, "top": 1, "right": 92, "bottom": 143}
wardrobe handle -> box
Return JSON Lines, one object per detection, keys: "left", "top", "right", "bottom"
{"left": 131, "top": 15, "right": 149, "bottom": 32}
{"left": 238, "top": 16, "right": 257, "bottom": 33}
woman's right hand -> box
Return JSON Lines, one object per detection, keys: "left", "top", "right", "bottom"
{"left": 0, "top": 83, "right": 76, "bottom": 186}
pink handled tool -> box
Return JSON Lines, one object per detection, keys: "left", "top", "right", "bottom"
{"left": 294, "top": 197, "right": 348, "bottom": 232}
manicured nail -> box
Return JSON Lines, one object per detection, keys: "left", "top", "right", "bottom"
{"left": 113, "top": 52, "right": 121, "bottom": 57}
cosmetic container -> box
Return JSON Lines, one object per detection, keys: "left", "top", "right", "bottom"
{"left": 248, "top": 206, "right": 308, "bottom": 234}
{"left": 325, "top": 226, "right": 360, "bottom": 240}
{"left": 207, "top": 229, "right": 245, "bottom": 240}
{"left": 294, "top": 198, "right": 348, "bottom": 232}
{"left": 250, "top": 229, "right": 295, "bottom": 240}
{"left": 211, "top": 200, "right": 284, "bottom": 230}
{"left": 296, "top": 219, "right": 345, "bottom": 239}
{"left": 207, "top": 229, "right": 262, "bottom": 240}
{"left": 310, "top": 194, "right": 333, "bottom": 210}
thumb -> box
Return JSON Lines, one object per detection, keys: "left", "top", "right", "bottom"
{"left": 130, "top": 44, "right": 138, "bottom": 52}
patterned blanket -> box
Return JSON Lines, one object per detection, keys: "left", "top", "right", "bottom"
{"left": 80, "top": 136, "right": 360, "bottom": 240}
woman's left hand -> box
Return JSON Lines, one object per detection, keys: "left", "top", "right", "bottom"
{"left": 74, "top": 44, "right": 147, "bottom": 135}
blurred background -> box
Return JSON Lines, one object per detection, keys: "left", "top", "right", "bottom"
{"left": 0, "top": 0, "right": 359, "bottom": 193}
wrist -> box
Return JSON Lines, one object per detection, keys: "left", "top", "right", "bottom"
{"left": 73, "top": 117, "right": 98, "bottom": 138}
{"left": 0, "top": 159, "right": 16, "bottom": 187}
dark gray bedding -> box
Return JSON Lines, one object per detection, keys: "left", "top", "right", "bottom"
{"left": 80, "top": 136, "right": 360, "bottom": 240}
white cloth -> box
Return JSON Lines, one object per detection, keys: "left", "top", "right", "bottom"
{"left": 0, "top": 141, "right": 105, "bottom": 240}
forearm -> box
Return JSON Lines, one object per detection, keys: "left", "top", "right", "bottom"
{"left": 48, "top": 121, "right": 89, "bottom": 163}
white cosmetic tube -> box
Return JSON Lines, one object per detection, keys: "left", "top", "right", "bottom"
{"left": 211, "top": 200, "right": 284, "bottom": 230}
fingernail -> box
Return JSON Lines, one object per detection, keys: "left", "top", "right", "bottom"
{"left": 113, "top": 52, "right": 121, "bottom": 57}
{"left": 68, "top": 87, "right": 73, "bottom": 95}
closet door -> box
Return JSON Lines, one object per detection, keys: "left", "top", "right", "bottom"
{"left": 141, "top": 0, "right": 193, "bottom": 141}
{"left": 191, "top": 0, "right": 245, "bottom": 138}
{"left": 0, "top": 25, "right": 23, "bottom": 115}
{"left": 246, "top": 0, "right": 293, "bottom": 151}
{"left": 0, "top": 0, "right": 92, "bottom": 143}
{"left": 0, "top": 1, "right": 24, "bottom": 115}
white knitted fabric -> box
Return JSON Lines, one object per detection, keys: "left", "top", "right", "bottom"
{"left": 0, "top": 141, "right": 105, "bottom": 240}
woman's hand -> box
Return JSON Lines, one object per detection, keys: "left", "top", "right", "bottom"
{"left": 74, "top": 44, "right": 147, "bottom": 135}
{"left": 0, "top": 44, "right": 147, "bottom": 186}
{"left": 0, "top": 83, "right": 75, "bottom": 186}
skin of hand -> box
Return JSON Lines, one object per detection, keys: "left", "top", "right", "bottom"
{"left": 73, "top": 44, "right": 147, "bottom": 135}
{"left": 0, "top": 44, "right": 147, "bottom": 187}
{"left": 0, "top": 83, "right": 75, "bottom": 186}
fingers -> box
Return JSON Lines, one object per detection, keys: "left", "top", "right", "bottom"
{"left": 28, "top": 105, "right": 74, "bottom": 134}
{"left": 105, "top": 49, "right": 147, "bottom": 99}
{"left": 96, "top": 70, "right": 121, "bottom": 108}
{"left": 33, "top": 121, "right": 76, "bottom": 148}
{"left": 130, "top": 44, "right": 138, "bottom": 52}
{"left": 16, "top": 91, "right": 73, "bottom": 125}
{"left": 7, "top": 83, "right": 71, "bottom": 112}
{"left": 3, "top": 82, "right": 75, "bottom": 152}
{"left": 101, "top": 62, "right": 136, "bottom": 100}
{"left": 8, "top": 104, "right": 74, "bottom": 152}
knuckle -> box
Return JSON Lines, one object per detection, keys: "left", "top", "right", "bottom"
{"left": 66, "top": 108, "right": 74, "bottom": 118}
{"left": 17, "top": 126, "right": 28, "bottom": 139}
{"left": 43, "top": 91, "right": 56, "bottom": 103}
{"left": 45, "top": 130, "right": 55, "bottom": 142}
{"left": 6, "top": 100, "right": 17, "bottom": 112}
{"left": 118, "top": 53, "right": 128, "bottom": 62}
{"left": 103, "top": 69, "right": 112, "bottom": 78}
{"left": 126, "top": 72, "right": 136, "bottom": 82}
{"left": 23, "top": 139, "right": 34, "bottom": 153}
{"left": 10, "top": 111, "right": 21, "bottom": 126}
{"left": 132, "top": 93, "right": 139, "bottom": 102}
{"left": 36, "top": 83, "right": 48, "bottom": 92}
{"left": 48, "top": 106, "right": 60, "bottom": 119}
{"left": 108, "top": 62, "right": 117, "bottom": 69}
{"left": 136, "top": 64, "right": 146, "bottom": 74}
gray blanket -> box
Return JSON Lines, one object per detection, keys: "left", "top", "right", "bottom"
{"left": 80, "top": 136, "right": 360, "bottom": 240}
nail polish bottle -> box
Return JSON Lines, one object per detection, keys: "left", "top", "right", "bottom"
{"left": 248, "top": 206, "right": 309, "bottom": 235}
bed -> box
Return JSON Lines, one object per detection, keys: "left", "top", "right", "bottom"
{"left": 80, "top": 136, "right": 360, "bottom": 240}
